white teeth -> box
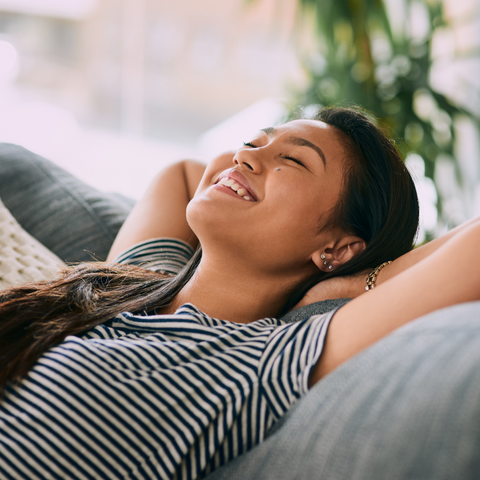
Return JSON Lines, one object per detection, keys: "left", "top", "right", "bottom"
{"left": 219, "top": 176, "right": 254, "bottom": 200}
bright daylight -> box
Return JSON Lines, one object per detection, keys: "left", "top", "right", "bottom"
{"left": 0, "top": 0, "right": 479, "bottom": 479}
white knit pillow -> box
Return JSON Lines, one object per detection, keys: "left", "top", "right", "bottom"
{"left": 0, "top": 199, "right": 65, "bottom": 289}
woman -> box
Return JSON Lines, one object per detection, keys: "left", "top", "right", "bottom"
{"left": 0, "top": 107, "right": 477, "bottom": 479}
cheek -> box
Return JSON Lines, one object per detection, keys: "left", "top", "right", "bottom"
{"left": 262, "top": 188, "right": 339, "bottom": 258}
{"left": 246, "top": 194, "right": 321, "bottom": 257}
{"left": 268, "top": 189, "right": 325, "bottom": 231}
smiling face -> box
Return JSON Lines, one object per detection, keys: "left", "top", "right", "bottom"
{"left": 187, "top": 119, "right": 349, "bottom": 278}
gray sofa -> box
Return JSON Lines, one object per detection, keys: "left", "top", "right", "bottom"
{"left": 207, "top": 300, "right": 480, "bottom": 479}
{"left": 1, "top": 143, "right": 479, "bottom": 479}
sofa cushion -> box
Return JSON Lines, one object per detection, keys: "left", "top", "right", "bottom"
{"left": 205, "top": 302, "right": 480, "bottom": 480}
{"left": 0, "top": 198, "right": 64, "bottom": 289}
{"left": 280, "top": 298, "right": 351, "bottom": 323}
{"left": 0, "top": 143, "right": 134, "bottom": 262}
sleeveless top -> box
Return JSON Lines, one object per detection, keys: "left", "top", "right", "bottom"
{"left": 0, "top": 238, "right": 336, "bottom": 480}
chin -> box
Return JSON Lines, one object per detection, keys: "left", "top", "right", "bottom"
{"left": 187, "top": 200, "right": 250, "bottom": 255}
{"left": 188, "top": 191, "right": 237, "bottom": 224}
{"left": 187, "top": 197, "right": 227, "bottom": 240}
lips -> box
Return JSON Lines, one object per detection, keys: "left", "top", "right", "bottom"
{"left": 215, "top": 169, "right": 258, "bottom": 201}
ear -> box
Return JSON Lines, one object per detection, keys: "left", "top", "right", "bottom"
{"left": 312, "top": 235, "right": 366, "bottom": 272}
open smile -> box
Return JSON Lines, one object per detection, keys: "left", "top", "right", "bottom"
{"left": 214, "top": 170, "right": 258, "bottom": 202}
{"left": 213, "top": 183, "right": 253, "bottom": 201}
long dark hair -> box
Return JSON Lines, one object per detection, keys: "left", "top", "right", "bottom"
{"left": 0, "top": 106, "right": 418, "bottom": 393}
{"left": 280, "top": 106, "right": 419, "bottom": 312}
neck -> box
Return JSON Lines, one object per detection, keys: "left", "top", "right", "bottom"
{"left": 163, "top": 255, "right": 301, "bottom": 323}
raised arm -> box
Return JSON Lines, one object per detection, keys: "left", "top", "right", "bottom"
{"left": 310, "top": 216, "right": 480, "bottom": 384}
{"left": 106, "top": 159, "right": 206, "bottom": 262}
{"left": 296, "top": 214, "right": 480, "bottom": 308}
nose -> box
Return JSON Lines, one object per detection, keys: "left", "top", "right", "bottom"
{"left": 233, "top": 148, "right": 264, "bottom": 173}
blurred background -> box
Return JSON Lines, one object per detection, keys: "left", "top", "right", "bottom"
{"left": 0, "top": 0, "right": 478, "bottom": 243}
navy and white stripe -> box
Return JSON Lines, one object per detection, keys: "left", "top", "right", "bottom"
{"left": 115, "top": 238, "right": 195, "bottom": 275}
{"left": 0, "top": 238, "right": 336, "bottom": 480}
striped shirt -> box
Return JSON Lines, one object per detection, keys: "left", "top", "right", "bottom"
{"left": 0, "top": 239, "right": 335, "bottom": 480}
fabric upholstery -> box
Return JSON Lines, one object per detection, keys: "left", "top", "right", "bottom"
{"left": 205, "top": 302, "right": 480, "bottom": 480}
{"left": 0, "top": 198, "right": 64, "bottom": 288}
{"left": 0, "top": 143, "right": 134, "bottom": 263}
{"left": 280, "top": 298, "right": 351, "bottom": 323}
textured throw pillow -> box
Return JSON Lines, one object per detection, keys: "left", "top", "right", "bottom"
{"left": 0, "top": 198, "right": 65, "bottom": 289}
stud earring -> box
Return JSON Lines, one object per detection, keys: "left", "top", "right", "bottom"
{"left": 321, "top": 253, "right": 331, "bottom": 269}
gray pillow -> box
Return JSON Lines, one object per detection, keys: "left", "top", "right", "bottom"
{"left": 280, "top": 298, "right": 351, "bottom": 323}
{"left": 205, "top": 301, "right": 480, "bottom": 480}
{"left": 0, "top": 143, "right": 134, "bottom": 262}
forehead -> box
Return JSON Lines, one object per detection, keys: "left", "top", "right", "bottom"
{"left": 273, "top": 119, "right": 330, "bottom": 136}
{"left": 269, "top": 119, "right": 345, "bottom": 160}
{"left": 264, "top": 119, "right": 340, "bottom": 149}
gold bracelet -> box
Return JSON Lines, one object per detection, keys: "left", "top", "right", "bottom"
{"left": 365, "top": 261, "right": 392, "bottom": 291}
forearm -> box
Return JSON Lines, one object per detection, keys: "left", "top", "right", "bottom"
{"left": 293, "top": 216, "right": 480, "bottom": 310}
{"left": 376, "top": 215, "right": 480, "bottom": 287}
{"left": 340, "top": 216, "right": 480, "bottom": 298}
{"left": 107, "top": 160, "right": 206, "bottom": 261}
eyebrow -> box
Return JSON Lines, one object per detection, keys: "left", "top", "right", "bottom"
{"left": 261, "top": 127, "right": 327, "bottom": 169}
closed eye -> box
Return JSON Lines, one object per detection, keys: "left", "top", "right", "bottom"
{"left": 243, "top": 142, "right": 306, "bottom": 169}
{"left": 285, "top": 156, "right": 305, "bottom": 167}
